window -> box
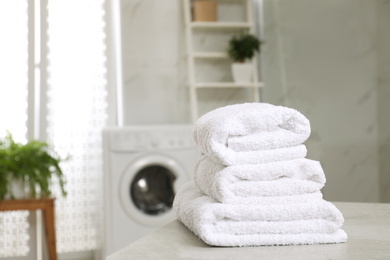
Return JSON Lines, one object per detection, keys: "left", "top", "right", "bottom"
{"left": 0, "top": 0, "right": 107, "bottom": 258}
{"left": 0, "top": 0, "right": 30, "bottom": 257}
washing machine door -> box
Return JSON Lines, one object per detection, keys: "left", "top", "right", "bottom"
{"left": 119, "top": 153, "right": 188, "bottom": 227}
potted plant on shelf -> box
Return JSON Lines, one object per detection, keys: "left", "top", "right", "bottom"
{"left": 227, "top": 33, "right": 262, "bottom": 83}
{"left": 0, "top": 133, "right": 67, "bottom": 200}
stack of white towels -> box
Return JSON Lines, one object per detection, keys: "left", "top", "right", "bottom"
{"left": 173, "top": 103, "right": 347, "bottom": 247}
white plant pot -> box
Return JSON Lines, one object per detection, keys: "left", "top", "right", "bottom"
{"left": 231, "top": 63, "right": 253, "bottom": 83}
{"left": 6, "top": 179, "right": 27, "bottom": 199}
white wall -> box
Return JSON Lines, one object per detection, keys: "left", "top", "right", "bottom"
{"left": 121, "top": 0, "right": 189, "bottom": 124}
{"left": 262, "top": 0, "right": 390, "bottom": 202}
{"left": 377, "top": 0, "right": 390, "bottom": 202}
{"left": 120, "top": 0, "right": 255, "bottom": 124}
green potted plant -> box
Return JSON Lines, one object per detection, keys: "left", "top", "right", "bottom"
{"left": 0, "top": 133, "right": 67, "bottom": 200}
{"left": 227, "top": 33, "right": 262, "bottom": 83}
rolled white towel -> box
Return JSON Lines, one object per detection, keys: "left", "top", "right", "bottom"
{"left": 173, "top": 182, "right": 347, "bottom": 247}
{"left": 194, "top": 157, "right": 326, "bottom": 204}
{"left": 193, "top": 103, "right": 311, "bottom": 166}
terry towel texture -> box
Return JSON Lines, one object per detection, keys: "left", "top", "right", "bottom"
{"left": 174, "top": 103, "right": 347, "bottom": 247}
{"left": 173, "top": 183, "right": 347, "bottom": 247}
{"left": 194, "top": 156, "right": 326, "bottom": 204}
{"left": 193, "top": 103, "right": 311, "bottom": 166}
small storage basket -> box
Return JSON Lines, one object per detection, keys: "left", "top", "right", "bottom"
{"left": 193, "top": 1, "right": 217, "bottom": 22}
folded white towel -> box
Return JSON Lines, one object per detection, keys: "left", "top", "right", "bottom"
{"left": 173, "top": 182, "right": 347, "bottom": 247}
{"left": 193, "top": 103, "right": 311, "bottom": 166}
{"left": 194, "top": 157, "right": 326, "bottom": 204}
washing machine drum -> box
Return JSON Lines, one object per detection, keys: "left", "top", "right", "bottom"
{"left": 131, "top": 165, "right": 175, "bottom": 215}
{"left": 120, "top": 154, "right": 188, "bottom": 226}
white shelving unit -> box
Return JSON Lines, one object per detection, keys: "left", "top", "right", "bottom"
{"left": 183, "top": 0, "right": 264, "bottom": 122}
{"left": 190, "top": 21, "right": 252, "bottom": 29}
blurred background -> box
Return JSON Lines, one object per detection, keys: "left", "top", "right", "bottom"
{"left": 0, "top": 0, "right": 389, "bottom": 259}
{"left": 119, "top": 0, "right": 390, "bottom": 203}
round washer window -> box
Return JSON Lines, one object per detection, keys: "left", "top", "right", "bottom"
{"left": 130, "top": 165, "right": 176, "bottom": 216}
{"left": 119, "top": 153, "right": 189, "bottom": 227}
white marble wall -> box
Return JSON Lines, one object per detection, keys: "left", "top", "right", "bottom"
{"left": 377, "top": 0, "right": 390, "bottom": 202}
{"left": 262, "top": 0, "right": 390, "bottom": 202}
{"left": 120, "top": 0, "right": 253, "bottom": 124}
{"left": 121, "top": 0, "right": 189, "bottom": 124}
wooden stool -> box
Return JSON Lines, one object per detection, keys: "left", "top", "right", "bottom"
{"left": 0, "top": 198, "right": 57, "bottom": 260}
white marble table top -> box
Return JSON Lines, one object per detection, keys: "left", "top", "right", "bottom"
{"left": 107, "top": 202, "right": 390, "bottom": 260}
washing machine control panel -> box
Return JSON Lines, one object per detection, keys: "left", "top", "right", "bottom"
{"left": 108, "top": 126, "right": 196, "bottom": 151}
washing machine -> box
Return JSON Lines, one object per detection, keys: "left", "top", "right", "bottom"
{"left": 102, "top": 125, "right": 200, "bottom": 257}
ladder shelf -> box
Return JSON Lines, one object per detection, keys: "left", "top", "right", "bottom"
{"left": 183, "top": 0, "right": 264, "bottom": 122}
{"left": 190, "top": 21, "right": 252, "bottom": 29}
